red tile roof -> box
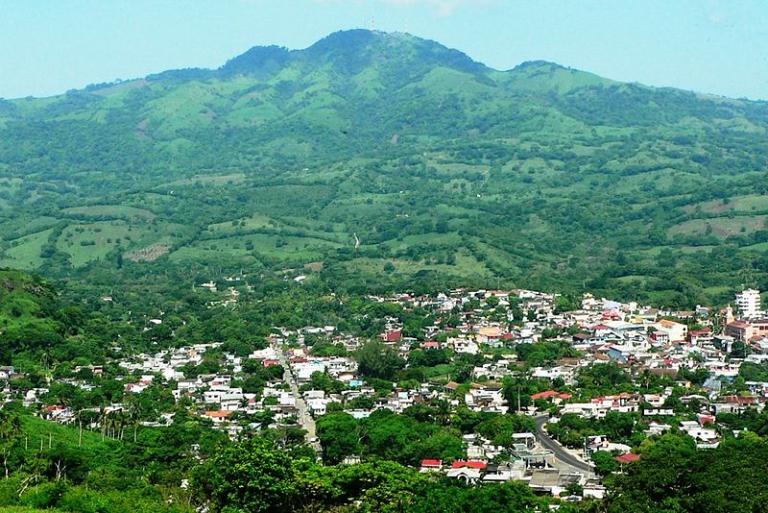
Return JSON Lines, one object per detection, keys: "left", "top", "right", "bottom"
{"left": 384, "top": 330, "right": 402, "bottom": 342}
{"left": 531, "top": 390, "right": 573, "bottom": 401}
{"left": 451, "top": 460, "right": 487, "bottom": 469}
{"left": 204, "top": 410, "right": 232, "bottom": 418}
{"left": 723, "top": 395, "right": 757, "bottom": 405}
{"left": 420, "top": 459, "right": 442, "bottom": 467}
{"left": 615, "top": 453, "right": 640, "bottom": 464}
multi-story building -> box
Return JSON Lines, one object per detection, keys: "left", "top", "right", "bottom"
{"left": 736, "top": 289, "right": 762, "bottom": 319}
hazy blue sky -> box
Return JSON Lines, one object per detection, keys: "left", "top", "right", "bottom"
{"left": 1, "top": 0, "right": 766, "bottom": 99}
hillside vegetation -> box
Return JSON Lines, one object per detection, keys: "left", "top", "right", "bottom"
{"left": 1, "top": 30, "right": 768, "bottom": 305}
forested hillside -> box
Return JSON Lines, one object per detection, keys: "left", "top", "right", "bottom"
{"left": 1, "top": 29, "right": 768, "bottom": 305}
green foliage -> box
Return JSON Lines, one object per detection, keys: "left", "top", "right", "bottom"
{"left": 408, "top": 348, "right": 451, "bottom": 368}
{"left": 308, "top": 341, "right": 347, "bottom": 357}
{"left": 299, "top": 371, "right": 346, "bottom": 395}
{"left": 191, "top": 438, "right": 298, "bottom": 513}
{"left": 355, "top": 341, "right": 405, "bottom": 380}
{"left": 316, "top": 412, "right": 360, "bottom": 464}
{"left": 577, "top": 363, "right": 633, "bottom": 394}
{"left": 189, "top": 433, "right": 547, "bottom": 513}
{"left": 515, "top": 341, "right": 579, "bottom": 367}
{"left": 0, "top": 271, "right": 70, "bottom": 366}
{"left": 360, "top": 409, "right": 465, "bottom": 465}
{"left": 395, "top": 479, "right": 542, "bottom": 513}
{"left": 715, "top": 408, "right": 768, "bottom": 435}
{"left": 737, "top": 362, "right": 768, "bottom": 382}
{"left": 605, "top": 433, "right": 768, "bottom": 513}
{"left": 317, "top": 408, "right": 465, "bottom": 466}
{"left": 474, "top": 414, "right": 536, "bottom": 447}
{"left": 547, "top": 412, "right": 644, "bottom": 448}
{"left": 591, "top": 450, "right": 619, "bottom": 476}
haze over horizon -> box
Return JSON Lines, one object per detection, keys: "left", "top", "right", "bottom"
{"left": 1, "top": 0, "right": 766, "bottom": 101}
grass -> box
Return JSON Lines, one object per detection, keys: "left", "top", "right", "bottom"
{"left": 684, "top": 194, "right": 768, "bottom": 214}
{"left": 2, "top": 217, "right": 60, "bottom": 240}
{"left": 615, "top": 275, "right": 652, "bottom": 284}
{"left": 668, "top": 215, "right": 768, "bottom": 239}
{"left": 206, "top": 215, "right": 280, "bottom": 235}
{"left": 0, "top": 507, "right": 63, "bottom": 513}
{"left": 18, "top": 415, "right": 120, "bottom": 461}
{"left": 56, "top": 222, "right": 169, "bottom": 268}
{"left": 0, "top": 229, "right": 53, "bottom": 270}
{"left": 163, "top": 173, "right": 246, "bottom": 188}
{"left": 57, "top": 223, "right": 132, "bottom": 267}
{"left": 61, "top": 205, "right": 156, "bottom": 221}
{"left": 742, "top": 241, "right": 768, "bottom": 252}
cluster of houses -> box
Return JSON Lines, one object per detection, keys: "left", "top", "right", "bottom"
{"left": 10, "top": 284, "right": 768, "bottom": 497}
{"left": 415, "top": 431, "right": 606, "bottom": 499}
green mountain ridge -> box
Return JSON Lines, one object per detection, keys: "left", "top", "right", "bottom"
{"left": 1, "top": 29, "right": 767, "bottom": 305}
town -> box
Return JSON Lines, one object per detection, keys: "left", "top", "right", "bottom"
{"left": 9, "top": 284, "right": 768, "bottom": 501}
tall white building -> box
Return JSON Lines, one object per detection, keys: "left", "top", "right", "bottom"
{"left": 735, "top": 289, "right": 762, "bottom": 319}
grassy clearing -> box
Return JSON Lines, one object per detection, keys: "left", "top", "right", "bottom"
{"left": 668, "top": 215, "right": 768, "bottom": 239}
{"left": 171, "top": 233, "right": 342, "bottom": 263}
{"left": 19, "top": 415, "right": 119, "bottom": 460}
{"left": 342, "top": 249, "right": 490, "bottom": 279}
{"left": 163, "top": 173, "right": 246, "bottom": 188}
{"left": 683, "top": 194, "right": 768, "bottom": 214}
{"left": 61, "top": 205, "right": 156, "bottom": 221}
{"left": 742, "top": 241, "right": 768, "bottom": 252}
{"left": 615, "top": 275, "right": 652, "bottom": 284}
{"left": 56, "top": 222, "right": 164, "bottom": 268}
{"left": 0, "top": 229, "right": 53, "bottom": 270}
{"left": 206, "top": 215, "right": 279, "bottom": 235}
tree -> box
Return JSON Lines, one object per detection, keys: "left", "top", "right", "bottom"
{"left": 355, "top": 341, "right": 405, "bottom": 380}
{"left": 475, "top": 414, "right": 535, "bottom": 448}
{"left": 316, "top": 412, "right": 360, "bottom": 465}
{"left": 591, "top": 450, "right": 619, "bottom": 476}
{"left": 192, "top": 438, "right": 298, "bottom": 513}
{"left": 300, "top": 371, "right": 346, "bottom": 395}
{"left": 605, "top": 433, "right": 768, "bottom": 513}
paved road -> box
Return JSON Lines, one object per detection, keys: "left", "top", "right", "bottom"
{"left": 534, "top": 415, "right": 594, "bottom": 474}
{"left": 273, "top": 343, "right": 318, "bottom": 447}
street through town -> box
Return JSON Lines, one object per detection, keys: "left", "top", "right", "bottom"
{"left": 273, "top": 342, "right": 319, "bottom": 450}
{"left": 534, "top": 415, "right": 595, "bottom": 475}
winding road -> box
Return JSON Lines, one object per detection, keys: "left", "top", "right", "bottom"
{"left": 534, "top": 415, "right": 595, "bottom": 475}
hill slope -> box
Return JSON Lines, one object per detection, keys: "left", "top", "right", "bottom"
{"left": 1, "top": 30, "right": 768, "bottom": 306}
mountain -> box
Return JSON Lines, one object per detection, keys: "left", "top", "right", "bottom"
{"left": 1, "top": 29, "right": 767, "bottom": 306}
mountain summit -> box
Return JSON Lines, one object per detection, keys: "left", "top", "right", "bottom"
{"left": 220, "top": 29, "right": 487, "bottom": 79}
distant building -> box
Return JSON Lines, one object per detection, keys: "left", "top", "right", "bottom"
{"left": 736, "top": 289, "right": 762, "bottom": 319}
{"left": 725, "top": 319, "right": 768, "bottom": 342}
